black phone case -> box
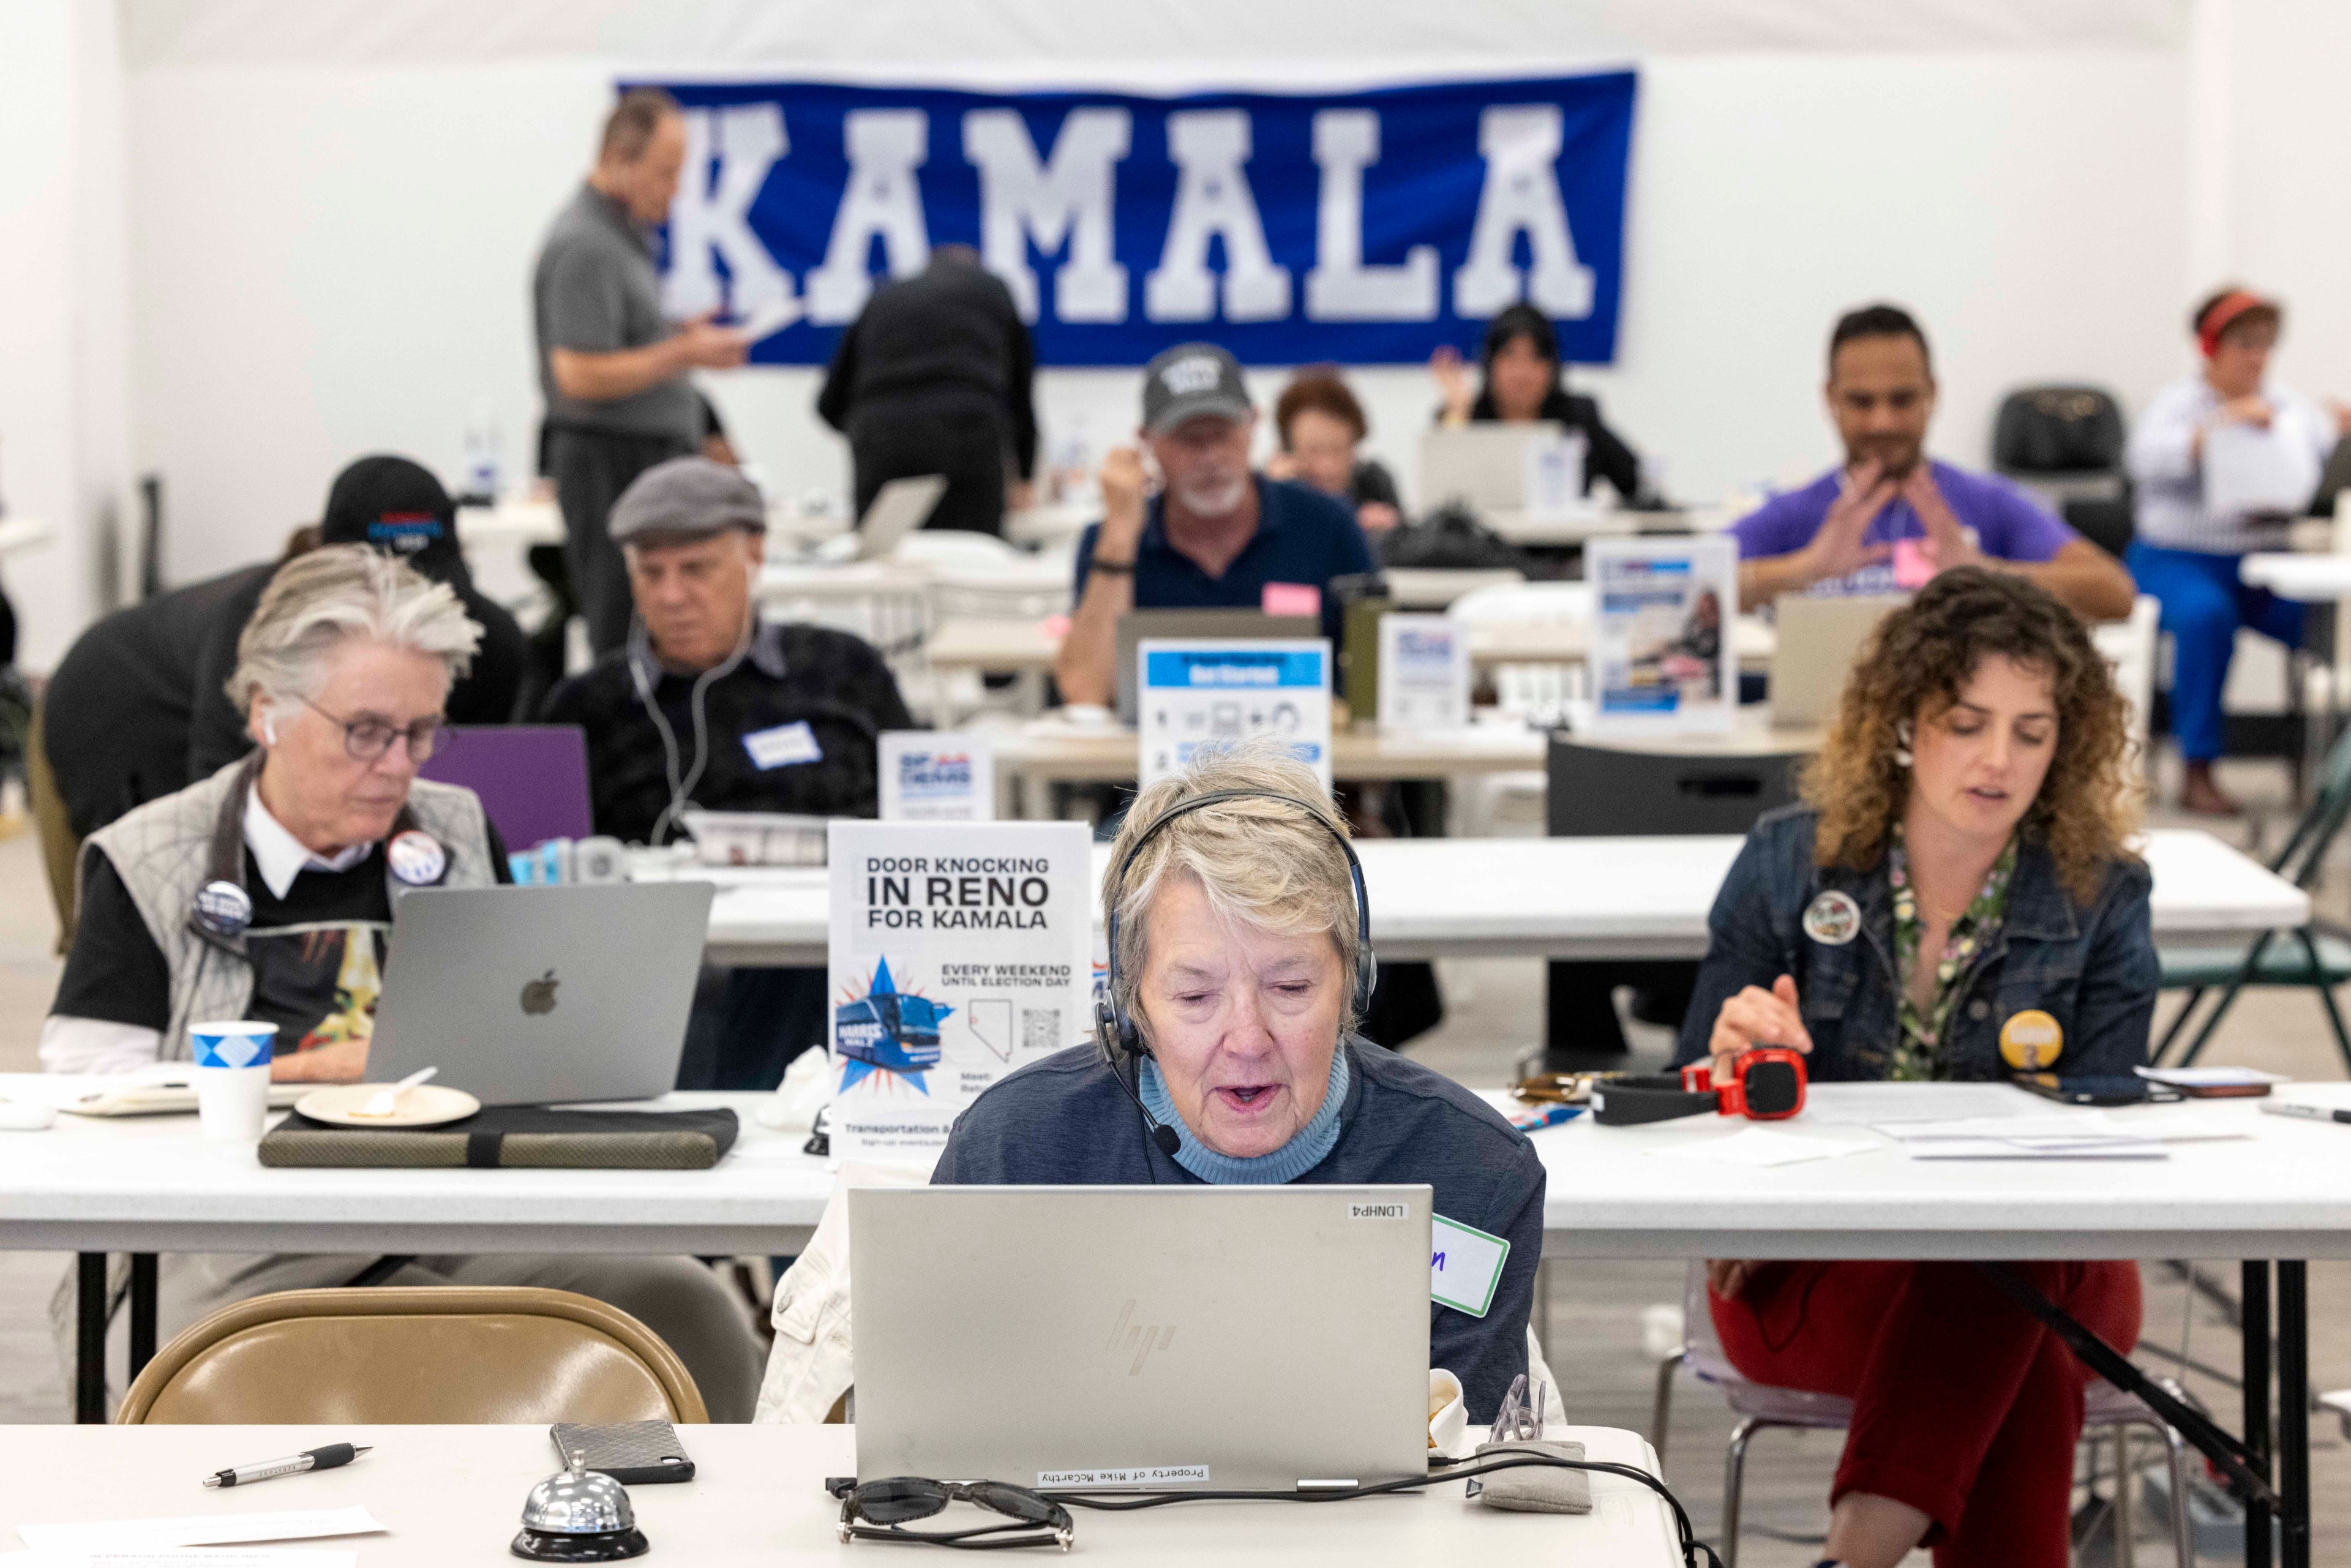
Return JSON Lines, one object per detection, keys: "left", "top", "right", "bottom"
{"left": 550, "top": 1420, "right": 696, "bottom": 1484}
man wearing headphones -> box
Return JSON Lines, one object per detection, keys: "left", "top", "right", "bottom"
{"left": 542, "top": 456, "right": 912, "bottom": 1086}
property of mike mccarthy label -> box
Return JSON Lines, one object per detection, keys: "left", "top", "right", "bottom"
{"left": 1037, "top": 1465, "right": 1210, "bottom": 1488}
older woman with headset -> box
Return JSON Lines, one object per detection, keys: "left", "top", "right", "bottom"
{"left": 932, "top": 740, "right": 1547, "bottom": 1420}
{"left": 1676, "top": 568, "right": 2153, "bottom": 1568}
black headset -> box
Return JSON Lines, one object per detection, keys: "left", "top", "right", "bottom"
{"left": 1093, "top": 789, "right": 1376, "bottom": 1157}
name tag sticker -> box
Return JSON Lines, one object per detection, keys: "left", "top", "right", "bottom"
{"left": 744, "top": 721, "right": 822, "bottom": 770}
{"left": 1431, "top": 1214, "right": 1510, "bottom": 1319}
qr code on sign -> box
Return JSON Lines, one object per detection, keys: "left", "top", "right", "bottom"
{"left": 1021, "top": 1008, "right": 1063, "bottom": 1054}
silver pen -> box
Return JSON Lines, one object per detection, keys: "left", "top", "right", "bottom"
{"left": 203, "top": 1442, "right": 371, "bottom": 1488}
{"left": 2261, "top": 1101, "right": 2351, "bottom": 1127}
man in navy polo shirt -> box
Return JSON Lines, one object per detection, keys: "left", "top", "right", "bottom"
{"left": 1732, "top": 304, "right": 2134, "bottom": 621}
{"left": 1055, "top": 342, "right": 1376, "bottom": 707}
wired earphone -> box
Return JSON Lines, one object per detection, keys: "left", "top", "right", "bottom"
{"left": 1093, "top": 788, "right": 1376, "bottom": 1160}
{"left": 628, "top": 610, "right": 754, "bottom": 847}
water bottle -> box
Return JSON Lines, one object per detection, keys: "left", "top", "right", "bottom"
{"left": 462, "top": 399, "right": 502, "bottom": 504}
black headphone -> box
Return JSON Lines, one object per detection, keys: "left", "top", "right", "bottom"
{"left": 1093, "top": 789, "right": 1376, "bottom": 1156}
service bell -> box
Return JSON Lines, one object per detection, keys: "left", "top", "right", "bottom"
{"left": 511, "top": 1460, "right": 650, "bottom": 1562}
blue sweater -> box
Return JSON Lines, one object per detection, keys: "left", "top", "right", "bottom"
{"left": 933, "top": 1038, "right": 1546, "bottom": 1420}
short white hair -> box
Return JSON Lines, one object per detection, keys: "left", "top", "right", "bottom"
{"left": 227, "top": 544, "right": 481, "bottom": 717}
{"left": 1103, "top": 738, "right": 1362, "bottom": 1048}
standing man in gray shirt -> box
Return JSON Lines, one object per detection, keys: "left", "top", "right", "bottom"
{"left": 534, "top": 86, "right": 748, "bottom": 655}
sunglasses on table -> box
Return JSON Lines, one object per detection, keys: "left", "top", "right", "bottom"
{"left": 830, "top": 1476, "right": 1074, "bottom": 1551}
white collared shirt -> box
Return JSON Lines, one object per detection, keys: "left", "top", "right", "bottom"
{"left": 242, "top": 786, "right": 373, "bottom": 899}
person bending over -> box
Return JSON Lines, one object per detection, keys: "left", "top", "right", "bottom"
{"left": 43, "top": 546, "right": 761, "bottom": 1417}
{"left": 1732, "top": 304, "right": 2134, "bottom": 621}
{"left": 1678, "top": 568, "right": 2152, "bottom": 1567}
{"left": 934, "top": 739, "right": 1545, "bottom": 1420}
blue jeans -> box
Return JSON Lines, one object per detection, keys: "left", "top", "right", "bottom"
{"left": 2125, "top": 541, "right": 2304, "bottom": 762}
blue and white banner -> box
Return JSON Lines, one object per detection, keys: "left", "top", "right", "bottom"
{"left": 637, "top": 72, "right": 1636, "bottom": 367}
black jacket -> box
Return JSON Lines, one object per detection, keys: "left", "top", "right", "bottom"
{"left": 541, "top": 617, "right": 915, "bottom": 845}
{"left": 816, "top": 258, "right": 1038, "bottom": 478}
{"left": 187, "top": 557, "right": 529, "bottom": 780}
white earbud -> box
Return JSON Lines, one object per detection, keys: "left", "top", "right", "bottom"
{"left": 1892, "top": 719, "right": 1914, "bottom": 768}
{"left": 261, "top": 711, "right": 279, "bottom": 746}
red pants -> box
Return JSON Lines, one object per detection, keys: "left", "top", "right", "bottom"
{"left": 1709, "top": 1259, "right": 2142, "bottom": 1568}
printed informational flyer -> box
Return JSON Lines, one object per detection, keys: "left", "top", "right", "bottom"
{"left": 1137, "top": 639, "right": 1332, "bottom": 789}
{"left": 1586, "top": 535, "right": 1738, "bottom": 735}
{"left": 826, "top": 820, "right": 1092, "bottom": 1165}
{"left": 1376, "top": 614, "right": 1472, "bottom": 733}
{"left": 878, "top": 730, "right": 996, "bottom": 821}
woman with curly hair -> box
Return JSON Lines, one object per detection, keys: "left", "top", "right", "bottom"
{"left": 1673, "top": 567, "right": 2153, "bottom": 1568}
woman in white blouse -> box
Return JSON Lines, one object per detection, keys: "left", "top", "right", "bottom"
{"left": 2124, "top": 288, "right": 2349, "bottom": 815}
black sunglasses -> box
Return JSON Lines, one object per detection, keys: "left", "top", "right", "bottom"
{"left": 831, "top": 1477, "right": 1073, "bottom": 1551}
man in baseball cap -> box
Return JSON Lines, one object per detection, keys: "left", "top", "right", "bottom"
{"left": 542, "top": 455, "right": 913, "bottom": 1089}
{"left": 1054, "top": 342, "right": 1377, "bottom": 707}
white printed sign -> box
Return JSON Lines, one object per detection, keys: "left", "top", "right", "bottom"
{"left": 1523, "top": 429, "right": 1589, "bottom": 517}
{"left": 1138, "top": 639, "right": 1332, "bottom": 790}
{"left": 1587, "top": 535, "right": 1738, "bottom": 735}
{"left": 1377, "top": 614, "right": 1472, "bottom": 733}
{"left": 827, "top": 820, "right": 1093, "bottom": 1165}
{"left": 879, "top": 730, "right": 996, "bottom": 821}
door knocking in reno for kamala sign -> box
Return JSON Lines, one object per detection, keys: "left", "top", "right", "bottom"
{"left": 633, "top": 73, "right": 1636, "bottom": 366}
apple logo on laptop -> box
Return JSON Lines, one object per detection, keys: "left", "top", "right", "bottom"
{"left": 520, "top": 970, "right": 560, "bottom": 1016}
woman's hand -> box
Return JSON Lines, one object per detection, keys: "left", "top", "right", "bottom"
{"left": 1430, "top": 345, "right": 1475, "bottom": 427}
{"left": 1356, "top": 500, "right": 1402, "bottom": 533}
{"left": 1708, "top": 973, "right": 1812, "bottom": 1082}
{"left": 269, "top": 1038, "right": 369, "bottom": 1084}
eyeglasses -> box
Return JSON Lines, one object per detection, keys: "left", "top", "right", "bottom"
{"left": 831, "top": 1477, "right": 1074, "bottom": 1551}
{"left": 302, "top": 699, "right": 445, "bottom": 763}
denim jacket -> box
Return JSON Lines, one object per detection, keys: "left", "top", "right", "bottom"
{"left": 1671, "top": 806, "right": 2158, "bottom": 1081}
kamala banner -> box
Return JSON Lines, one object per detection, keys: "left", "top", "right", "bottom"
{"left": 637, "top": 72, "right": 1636, "bottom": 366}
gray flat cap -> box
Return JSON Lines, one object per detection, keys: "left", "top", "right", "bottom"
{"left": 608, "top": 456, "right": 767, "bottom": 544}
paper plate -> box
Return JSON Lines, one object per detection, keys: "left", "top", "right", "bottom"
{"left": 294, "top": 1083, "right": 481, "bottom": 1128}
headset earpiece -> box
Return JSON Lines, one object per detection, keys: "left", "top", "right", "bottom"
{"left": 261, "top": 711, "right": 279, "bottom": 746}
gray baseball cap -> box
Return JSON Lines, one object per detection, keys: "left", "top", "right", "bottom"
{"left": 608, "top": 456, "right": 767, "bottom": 544}
{"left": 1141, "top": 342, "right": 1253, "bottom": 435}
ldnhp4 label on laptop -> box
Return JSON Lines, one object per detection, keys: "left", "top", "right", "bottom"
{"left": 1430, "top": 1215, "right": 1510, "bottom": 1319}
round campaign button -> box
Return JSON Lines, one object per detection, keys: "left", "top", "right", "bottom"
{"left": 1999, "top": 1008, "right": 2064, "bottom": 1072}
{"left": 191, "top": 879, "right": 252, "bottom": 939}
{"left": 1801, "top": 890, "right": 1861, "bottom": 947}
{"left": 387, "top": 830, "right": 448, "bottom": 887}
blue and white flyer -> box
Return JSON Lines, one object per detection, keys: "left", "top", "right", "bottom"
{"left": 1587, "top": 535, "right": 1738, "bottom": 735}
{"left": 1136, "top": 639, "right": 1333, "bottom": 790}
{"left": 878, "top": 730, "right": 996, "bottom": 822}
{"left": 826, "top": 820, "right": 1092, "bottom": 1165}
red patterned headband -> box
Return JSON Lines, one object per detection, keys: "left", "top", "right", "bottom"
{"left": 2198, "top": 290, "right": 2273, "bottom": 358}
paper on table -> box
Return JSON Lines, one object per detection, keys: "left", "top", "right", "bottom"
{"left": 1644, "top": 1127, "right": 1880, "bottom": 1168}
{"left": 1799, "top": 1083, "right": 2047, "bottom": 1125}
{"left": 18, "top": 1509, "right": 384, "bottom": 1552}
{"left": 2137, "top": 1065, "right": 2289, "bottom": 1088}
{"left": 10, "top": 1553, "right": 359, "bottom": 1567}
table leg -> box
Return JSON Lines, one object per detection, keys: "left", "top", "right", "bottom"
{"left": 2244, "top": 1261, "right": 2274, "bottom": 1568}
{"left": 129, "top": 1253, "right": 158, "bottom": 1386}
{"left": 75, "top": 1253, "right": 105, "bottom": 1425}
{"left": 2278, "top": 1261, "right": 2310, "bottom": 1568}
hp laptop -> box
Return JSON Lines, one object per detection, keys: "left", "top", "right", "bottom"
{"left": 852, "top": 1185, "right": 1431, "bottom": 1491}
{"left": 1769, "top": 593, "right": 1905, "bottom": 729}
{"left": 854, "top": 474, "right": 950, "bottom": 561}
{"left": 366, "top": 883, "right": 714, "bottom": 1105}
{"left": 1112, "top": 609, "right": 1317, "bottom": 724}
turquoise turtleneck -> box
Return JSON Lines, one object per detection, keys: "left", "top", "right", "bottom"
{"left": 1136, "top": 1046, "right": 1351, "bottom": 1184}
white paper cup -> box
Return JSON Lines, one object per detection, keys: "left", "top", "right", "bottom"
{"left": 189, "top": 1021, "right": 279, "bottom": 1141}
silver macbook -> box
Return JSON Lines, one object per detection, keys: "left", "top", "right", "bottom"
{"left": 855, "top": 474, "right": 950, "bottom": 561}
{"left": 1769, "top": 593, "right": 1905, "bottom": 729}
{"left": 366, "top": 883, "right": 715, "bottom": 1105}
{"left": 1416, "top": 422, "right": 1570, "bottom": 512}
{"left": 852, "top": 1185, "right": 1431, "bottom": 1491}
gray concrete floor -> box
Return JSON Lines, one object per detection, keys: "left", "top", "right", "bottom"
{"left": 2, "top": 746, "right": 2349, "bottom": 1560}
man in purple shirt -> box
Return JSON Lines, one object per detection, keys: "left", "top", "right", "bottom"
{"left": 1732, "top": 305, "right": 2135, "bottom": 621}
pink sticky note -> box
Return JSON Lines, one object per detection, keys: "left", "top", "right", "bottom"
{"left": 1891, "top": 537, "right": 1936, "bottom": 589}
{"left": 1262, "top": 582, "right": 1320, "bottom": 617}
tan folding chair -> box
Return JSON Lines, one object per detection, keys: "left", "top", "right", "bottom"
{"left": 117, "top": 1287, "right": 708, "bottom": 1424}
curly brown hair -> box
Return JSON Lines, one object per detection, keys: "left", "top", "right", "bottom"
{"left": 1802, "top": 568, "right": 2140, "bottom": 905}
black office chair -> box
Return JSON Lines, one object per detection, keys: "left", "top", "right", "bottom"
{"left": 1992, "top": 386, "right": 2126, "bottom": 479}
{"left": 1539, "top": 737, "right": 1804, "bottom": 1064}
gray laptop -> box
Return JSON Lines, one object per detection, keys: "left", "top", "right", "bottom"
{"left": 366, "top": 883, "right": 715, "bottom": 1105}
{"left": 852, "top": 1185, "right": 1431, "bottom": 1492}
{"left": 1113, "top": 609, "right": 1317, "bottom": 724}
{"left": 1415, "top": 422, "right": 1570, "bottom": 512}
{"left": 1769, "top": 593, "right": 1905, "bottom": 729}
{"left": 855, "top": 474, "right": 950, "bottom": 561}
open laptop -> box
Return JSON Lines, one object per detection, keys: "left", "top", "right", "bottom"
{"left": 1417, "top": 422, "right": 1578, "bottom": 513}
{"left": 1113, "top": 609, "right": 1317, "bottom": 724}
{"left": 365, "top": 883, "right": 714, "bottom": 1105}
{"left": 1769, "top": 593, "right": 1905, "bottom": 729}
{"left": 854, "top": 474, "right": 950, "bottom": 561}
{"left": 852, "top": 1185, "right": 1431, "bottom": 1492}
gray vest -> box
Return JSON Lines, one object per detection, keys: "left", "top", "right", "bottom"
{"left": 81, "top": 755, "right": 499, "bottom": 1060}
